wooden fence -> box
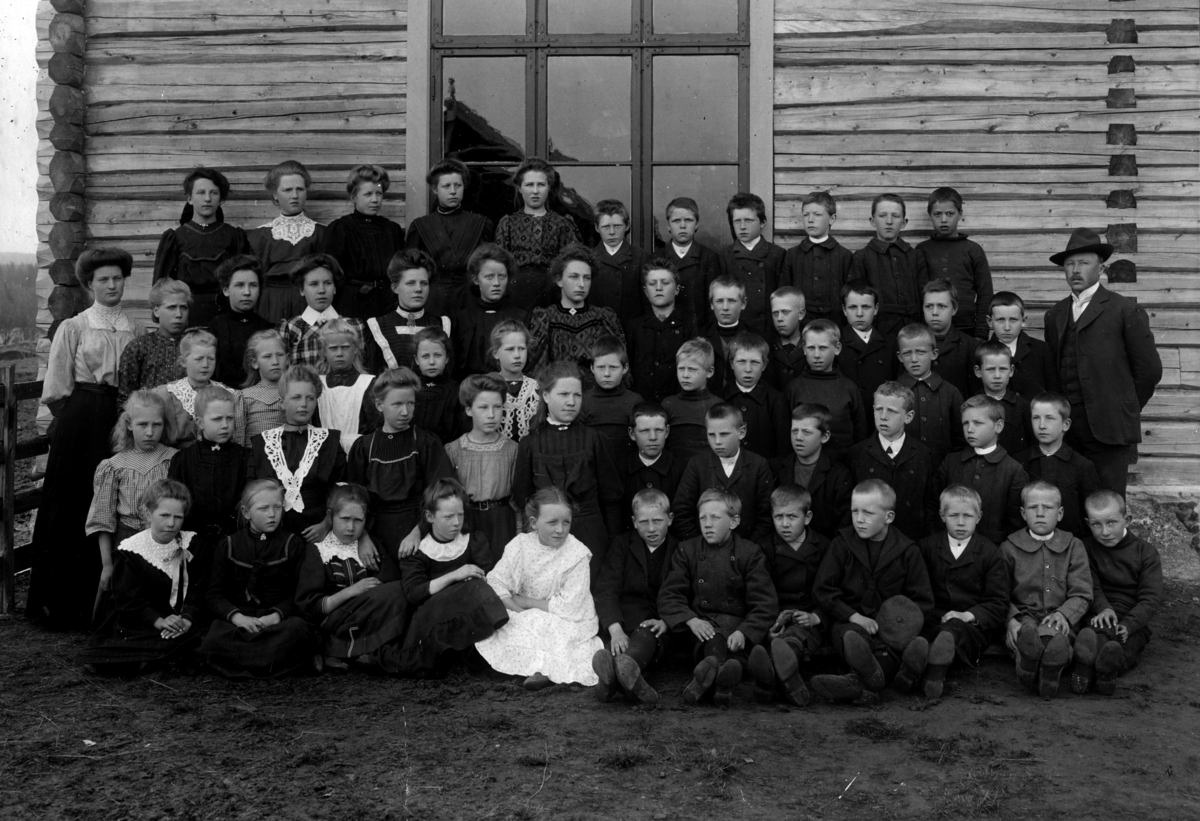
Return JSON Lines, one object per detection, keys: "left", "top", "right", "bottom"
{"left": 0, "top": 366, "right": 49, "bottom": 616}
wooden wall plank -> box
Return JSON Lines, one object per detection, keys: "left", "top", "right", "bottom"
{"left": 87, "top": 31, "right": 406, "bottom": 64}
{"left": 86, "top": 0, "right": 407, "bottom": 36}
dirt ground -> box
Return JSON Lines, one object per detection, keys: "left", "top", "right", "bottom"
{"left": 3, "top": 528, "right": 1199, "bottom": 821}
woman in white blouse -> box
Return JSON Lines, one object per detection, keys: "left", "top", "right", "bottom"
{"left": 26, "top": 248, "right": 138, "bottom": 630}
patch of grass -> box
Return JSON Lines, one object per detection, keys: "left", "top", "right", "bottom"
{"left": 934, "top": 762, "right": 1013, "bottom": 818}
{"left": 686, "top": 746, "right": 740, "bottom": 791}
{"left": 597, "top": 743, "right": 652, "bottom": 770}
{"left": 477, "top": 714, "right": 515, "bottom": 733}
{"left": 909, "top": 731, "right": 961, "bottom": 764}
{"left": 516, "top": 752, "right": 548, "bottom": 767}
{"left": 845, "top": 717, "right": 907, "bottom": 742}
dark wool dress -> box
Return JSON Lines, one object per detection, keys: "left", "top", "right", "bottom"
{"left": 326, "top": 210, "right": 405, "bottom": 320}
{"left": 406, "top": 208, "right": 495, "bottom": 316}
{"left": 452, "top": 292, "right": 527, "bottom": 378}
{"left": 386, "top": 532, "right": 508, "bottom": 675}
{"left": 295, "top": 537, "right": 410, "bottom": 660}
{"left": 153, "top": 220, "right": 252, "bottom": 327}
{"left": 200, "top": 528, "right": 315, "bottom": 678}
{"left": 527, "top": 303, "right": 625, "bottom": 385}
{"left": 415, "top": 375, "right": 467, "bottom": 447}
{"left": 81, "top": 531, "right": 205, "bottom": 669}
{"left": 246, "top": 427, "right": 347, "bottom": 535}
{"left": 347, "top": 428, "right": 456, "bottom": 561}
{"left": 211, "top": 310, "right": 272, "bottom": 387}
{"left": 494, "top": 211, "right": 580, "bottom": 312}
{"left": 169, "top": 438, "right": 249, "bottom": 557}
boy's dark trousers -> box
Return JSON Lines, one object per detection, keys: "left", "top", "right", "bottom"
{"left": 690, "top": 632, "right": 751, "bottom": 668}
{"left": 925, "top": 617, "right": 993, "bottom": 666}
{"left": 605, "top": 625, "right": 666, "bottom": 670}
{"left": 831, "top": 622, "right": 900, "bottom": 681}
{"left": 773, "top": 622, "right": 824, "bottom": 658}
{"left": 1094, "top": 623, "right": 1151, "bottom": 671}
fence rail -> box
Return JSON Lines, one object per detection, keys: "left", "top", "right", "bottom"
{"left": 1, "top": 364, "right": 48, "bottom": 616}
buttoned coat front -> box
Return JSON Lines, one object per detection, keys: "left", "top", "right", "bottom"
{"left": 657, "top": 535, "right": 778, "bottom": 644}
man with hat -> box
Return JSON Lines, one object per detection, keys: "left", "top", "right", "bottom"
{"left": 1044, "top": 228, "right": 1162, "bottom": 496}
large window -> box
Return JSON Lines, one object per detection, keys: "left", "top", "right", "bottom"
{"left": 431, "top": 0, "right": 750, "bottom": 250}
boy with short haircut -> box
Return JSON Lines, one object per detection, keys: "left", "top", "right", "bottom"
{"left": 662, "top": 338, "right": 722, "bottom": 462}
{"left": 837, "top": 280, "right": 897, "bottom": 408}
{"left": 118, "top": 277, "right": 191, "bottom": 402}
{"left": 768, "top": 404, "right": 853, "bottom": 540}
{"left": 974, "top": 341, "right": 1032, "bottom": 456}
{"left": 782, "top": 191, "right": 853, "bottom": 325}
{"left": 592, "top": 488, "right": 679, "bottom": 706}
{"left": 703, "top": 274, "right": 747, "bottom": 394}
{"left": 766, "top": 287, "right": 808, "bottom": 390}
{"left": 581, "top": 335, "right": 644, "bottom": 463}
{"left": 917, "top": 485, "right": 1009, "bottom": 698}
{"left": 658, "top": 489, "right": 779, "bottom": 707}
{"left": 849, "top": 382, "right": 938, "bottom": 542}
{"left": 923, "top": 278, "right": 979, "bottom": 399}
{"left": 849, "top": 194, "right": 928, "bottom": 335}
{"left": 784, "top": 320, "right": 867, "bottom": 457}
{"left": 916, "top": 188, "right": 994, "bottom": 339}
{"left": 671, "top": 403, "right": 776, "bottom": 544}
{"left": 211, "top": 254, "right": 272, "bottom": 386}
{"left": 810, "top": 480, "right": 936, "bottom": 702}
{"left": 987, "top": 292, "right": 1056, "bottom": 399}
{"left": 591, "top": 199, "right": 647, "bottom": 320}
{"left": 620, "top": 403, "right": 686, "bottom": 529}
{"left": 1001, "top": 480, "right": 1093, "bottom": 698}
{"left": 747, "top": 484, "right": 831, "bottom": 707}
{"left": 935, "top": 395, "right": 1029, "bottom": 545}
{"left": 1016, "top": 392, "right": 1101, "bottom": 538}
{"left": 723, "top": 332, "right": 789, "bottom": 459}
{"left": 624, "top": 259, "right": 695, "bottom": 403}
{"left": 1074, "top": 490, "right": 1163, "bottom": 695}
{"left": 715, "top": 192, "right": 786, "bottom": 337}
{"left": 664, "top": 197, "right": 721, "bottom": 328}
{"left": 896, "top": 323, "right": 964, "bottom": 466}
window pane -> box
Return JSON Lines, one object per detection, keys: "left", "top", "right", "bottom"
{"left": 652, "top": 55, "right": 738, "bottom": 162}
{"left": 653, "top": 0, "right": 739, "bottom": 34}
{"left": 652, "top": 165, "right": 739, "bottom": 251}
{"left": 442, "top": 0, "right": 527, "bottom": 36}
{"left": 443, "top": 57, "right": 527, "bottom": 162}
{"left": 557, "top": 165, "right": 632, "bottom": 246}
{"left": 547, "top": 57, "right": 631, "bottom": 163}
{"left": 547, "top": 0, "right": 631, "bottom": 34}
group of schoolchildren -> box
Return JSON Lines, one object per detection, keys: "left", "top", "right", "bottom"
{"left": 32, "top": 154, "right": 1163, "bottom": 710}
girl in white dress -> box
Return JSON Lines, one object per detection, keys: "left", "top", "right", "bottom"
{"left": 316, "top": 318, "right": 375, "bottom": 453}
{"left": 475, "top": 487, "right": 603, "bottom": 689}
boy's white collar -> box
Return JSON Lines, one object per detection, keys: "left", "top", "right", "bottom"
{"left": 740, "top": 236, "right": 761, "bottom": 251}
{"left": 973, "top": 443, "right": 998, "bottom": 455}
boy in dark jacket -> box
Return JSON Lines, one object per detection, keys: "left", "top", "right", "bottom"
{"left": 658, "top": 488, "right": 778, "bottom": 707}
{"left": 703, "top": 274, "right": 747, "bottom": 395}
{"left": 782, "top": 191, "right": 853, "bottom": 326}
{"left": 1016, "top": 392, "right": 1101, "bottom": 538}
{"left": 671, "top": 403, "right": 776, "bottom": 543}
{"left": 809, "top": 480, "right": 935, "bottom": 703}
{"left": 849, "top": 381, "right": 938, "bottom": 542}
{"left": 662, "top": 338, "right": 721, "bottom": 462}
{"left": 896, "top": 323, "right": 965, "bottom": 467}
{"left": 838, "top": 280, "right": 897, "bottom": 409}
{"left": 849, "top": 193, "right": 928, "bottom": 335}
{"left": 746, "top": 485, "right": 830, "bottom": 707}
{"left": 916, "top": 188, "right": 993, "bottom": 339}
{"left": 625, "top": 259, "right": 694, "bottom": 403}
{"left": 769, "top": 403, "right": 853, "bottom": 540}
{"left": 723, "top": 332, "right": 789, "bottom": 460}
{"left": 974, "top": 341, "right": 1032, "bottom": 457}
{"left": 619, "top": 402, "right": 686, "bottom": 529}
{"left": 936, "top": 395, "right": 1029, "bottom": 544}
{"left": 663, "top": 197, "right": 721, "bottom": 330}
{"left": 987, "top": 291, "right": 1056, "bottom": 400}
{"left": 1074, "top": 490, "right": 1163, "bottom": 696}
{"left": 581, "top": 335, "right": 643, "bottom": 463}
{"left": 766, "top": 287, "right": 808, "bottom": 390}
{"left": 923, "top": 279, "right": 979, "bottom": 400}
{"left": 715, "top": 192, "right": 786, "bottom": 337}
{"left": 917, "top": 485, "right": 1009, "bottom": 698}
{"left": 591, "top": 199, "right": 647, "bottom": 321}
{"left": 592, "top": 489, "right": 679, "bottom": 706}
{"left": 784, "top": 319, "right": 867, "bottom": 458}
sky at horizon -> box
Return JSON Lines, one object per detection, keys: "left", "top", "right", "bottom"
{"left": 1, "top": 3, "right": 40, "bottom": 257}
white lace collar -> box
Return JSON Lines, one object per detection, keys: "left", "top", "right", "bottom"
{"left": 264, "top": 213, "right": 317, "bottom": 245}
{"left": 418, "top": 532, "right": 470, "bottom": 562}
{"left": 118, "top": 530, "right": 195, "bottom": 607}
{"left": 261, "top": 425, "right": 329, "bottom": 512}
{"left": 168, "top": 378, "right": 229, "bottom": 419}
{"left": 316, "top": 533, "right": 362, "bottom": 564}
{"left": 86, "top": 303, "right": 134, "bottom": 333}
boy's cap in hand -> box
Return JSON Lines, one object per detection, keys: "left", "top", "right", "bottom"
{"left": 876, "top": 595, "right": 924, "bottom": 652}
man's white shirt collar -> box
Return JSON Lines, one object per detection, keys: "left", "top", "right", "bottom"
{"left": 1071, "top": 282, "right": 1100, "bottom": 320}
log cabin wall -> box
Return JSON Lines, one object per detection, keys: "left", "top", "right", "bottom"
{"left": 771, "top": 0, "right": 1200, "bottom": 489}
{"left": 35, "top": 0, "right": 409, "bottom": 330}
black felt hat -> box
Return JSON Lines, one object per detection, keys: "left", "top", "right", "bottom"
{"left": 876, "top": 595, "right": 924, "bottom": 653}
{"left": 1050, "top": 227, "right": 1114, "bottom": 266}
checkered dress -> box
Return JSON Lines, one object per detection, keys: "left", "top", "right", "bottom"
{"left": 117, "top": 331, "right": 184, "bottom": 403}
{"left": 84, "top": 444, "right": 179, "bottom": 535}
{"left": 241, "top": 381, "right": 286, "bottom": 446}
{"left": 277, "top": 315, "right": 365, "bottom": 370}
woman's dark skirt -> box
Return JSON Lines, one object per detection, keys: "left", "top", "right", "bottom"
{"left": 199, "top": 616, "right": 316, "bottom": 679}
{"left": 318, "top": 580, "right": 411, "bottom": 659}
{"left": 379, "top": 577, "right": 508, "bottom": 675}
{"left": 26, "top": 385, "right": 119, "bottom": 631}
{"left": 80, "top": 622, "right": 202, "bottom": 670}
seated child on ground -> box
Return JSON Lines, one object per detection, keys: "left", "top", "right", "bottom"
{"left": 746, "top": 485, "right": 831, "bottom": 707}
{"left": 475, "top": 488, "right": 604, "bottom": 689}
{"left": 592, "top": 488, "right": 679, "bottom": 706}
{"left": 1074, "top": 490, "right": 1163, "bottom": 696}
{"left": 1001, "top": 480, "right": 1093, "bottom": 699}
{"left": 657, "top": 489, "right": 778, "bottom": 707}
{"left": 916, "top": 485, "right": 1009, "bottom": 698}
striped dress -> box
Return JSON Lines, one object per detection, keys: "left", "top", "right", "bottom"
{"left": 85, "top": 444, "right": 179, "bottom": 542}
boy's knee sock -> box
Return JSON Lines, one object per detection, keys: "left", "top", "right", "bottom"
{"left": 701, "top": 635, "right": 730, "bottom": 663}
{"left": 625, "top": 628, "right": 659, "bottom": 669}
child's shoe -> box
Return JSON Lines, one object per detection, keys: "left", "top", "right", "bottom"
{"left": 1014, "top": 623, "right": 1043, "bottom": 689}
{"left": 1038, "top": 633, "right": 1072, "bottom": 699}
{"left": 614, "top": 654, "right": 658, "bottom": 706}
{"left": 891, "top": 637, "right": 929, "bottom": 694}
{"left": 1071, "top": 627, "right": 1098, "bottom": 695}
{"left": 746, "top": 645, "right": 776, "bottom": 704}
{"left": 683, "top": 656, "right": 720, "bottom": 705}
{"left": 1094, "top": 640, "right": 1125, "bottom": 696}
{"left": 323, "top": 655, "right": 350, "bottom": 673}
{"left": 842, "top": 631, "right": 886, "bottom": 691}
{"left": 712, "top": 659, "right": 743, "bottom": 708}
{"left": 810, "top": 673, "right": 863, "bottom": 703}
{"left": 923, "top": 631, "right": 956, "bottom": 699}
{"left": 770, "top": 638, "right": 809, "bottom": 707}
{"left": 592, "top": 649, "right": 619, "bottom": 703}
{"left": 523, "top": 672, "right": 553, "bottom": 691}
